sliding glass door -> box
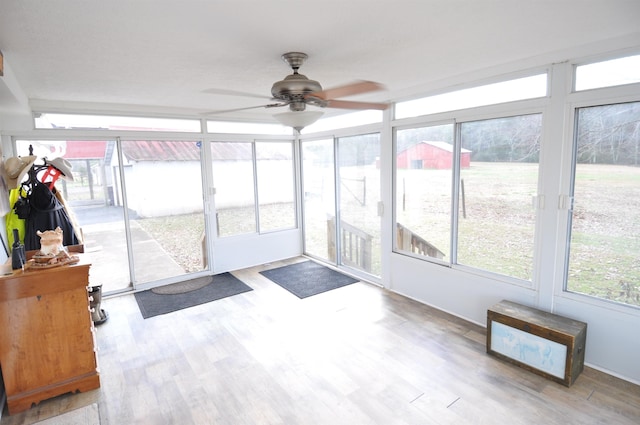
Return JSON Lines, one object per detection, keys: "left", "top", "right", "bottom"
{"left": 121, "top": 140, "right": 207, "bottom": 285}
{"left": 301, "top": 138, "right": 336, "bottom": 262}
{"left": 302, "top": 134, "right": 382, "bottom": 279}
{"left": 15, "top": 139, "right": 208, "bottom": 294}
{"left": 337, "top": 133, "right": 381, "bottom": 277}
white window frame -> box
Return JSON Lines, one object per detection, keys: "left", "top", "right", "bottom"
{"left": 551, "top": 50, "right": 640, "bottom": 313}
{"left": 392, "top": 101, "right": 548, "bottom": 288}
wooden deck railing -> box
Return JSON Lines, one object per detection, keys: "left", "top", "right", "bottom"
{"left": 396, "top": 222, "right": 445, "bottom": 259}
{"left": 325, "top": 219, "right": 443, "bottom": 272}
{"left": 327, "top": 216, "right": 373, "bottom": 273}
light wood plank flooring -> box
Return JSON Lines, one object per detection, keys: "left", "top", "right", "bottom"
{"left": 2, "top": 257, "right": 639, "bottom": 424}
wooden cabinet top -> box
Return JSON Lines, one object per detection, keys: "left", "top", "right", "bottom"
{"left": 0, "top": 255, "right": 91, "bottom": 302}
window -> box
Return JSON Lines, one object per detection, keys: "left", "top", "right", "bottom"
{"left": 256, "top": 142, "right": 296, "bottom": 232}
{"left": 395, "top": 124, "right": 454, "bottom": 261}
{"left": 35, "top": 113, "right": 201, "bottom": 132}
{"left": 207, "top": 120, "right": 292, "bottom": 135}
{"left": 211, "top": 141, "right": 297, "bottom": 237}
{"left": 566, "top": 101, "right": 640, "bottom": 307}
{"left": 304, "top": 110, "right": 383, "bottom": 133}
{"left": 575, "top": 54, "right": 640, "bottom": 91}
{"left": 211, "top": 142, "right": 256, "bottom": 236}
{"left": 395, "top": 74, "right": 547, "bottom": 119}
{"left": 457, "top": 115, "right": 541, "bottom": 280}
{"left": 393, "top": 114, "right": 541, "bottom": 282}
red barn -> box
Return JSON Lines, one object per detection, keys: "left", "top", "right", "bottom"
{"left": 397, "top": 141, "right": 471, "bottom": 169}
{"left": 63, "top": 140, "right": 108, "bottom": 160}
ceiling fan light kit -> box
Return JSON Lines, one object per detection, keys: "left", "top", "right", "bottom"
{"left": 273, "top": 110, "right": 324, "bottom": 132}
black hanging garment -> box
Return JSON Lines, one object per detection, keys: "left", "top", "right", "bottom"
{"left": 24, "top": 180, "right": 79, "bottom": 251}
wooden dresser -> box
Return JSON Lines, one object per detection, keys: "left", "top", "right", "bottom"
{"left": 0, "top": 255, "right": 100, "bottom": 415}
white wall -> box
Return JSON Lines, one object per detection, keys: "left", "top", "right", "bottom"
{"left": 389, "top": 253, "right": 537, "bottom": 324}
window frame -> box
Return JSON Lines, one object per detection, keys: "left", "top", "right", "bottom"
{"left": 210, "top": 139, "right": 298, "bottom": 238}
{"left": 551, "top": 50, "right": 640, "bottom": 312}
{"left": 557, "top": 92, "right": 640, "bottom": 312}
{"left": 392, "top": 105, "right": 546, "bottom": 288}
{"left": 389, "top": 62, "right": 551, "bottom": 288}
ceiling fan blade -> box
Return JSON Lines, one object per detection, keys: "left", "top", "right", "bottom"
{"left": 202, "top": 88, "right": 273, "bottom": 100}
{"left": 325, "top": 99, "right": 389, "bottom": 110}
{"left": 201, "top": 102, "right": 288, "bottom": 116}
{"left": 309, "top": 80, "right": 386, "bottom": 101}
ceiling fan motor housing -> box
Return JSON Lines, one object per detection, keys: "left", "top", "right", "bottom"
{"left": 271, "top": 74, "right": 322, "bottom": 101}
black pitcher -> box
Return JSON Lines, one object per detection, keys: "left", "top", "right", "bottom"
{"left": 11, "top": 228, "right": 26, "bottom": 270}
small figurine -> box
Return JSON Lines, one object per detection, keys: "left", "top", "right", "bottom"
{"left": 36, "top": 227, "right": 64, "bottom": 255}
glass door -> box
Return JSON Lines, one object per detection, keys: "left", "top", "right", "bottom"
{"left": 15, "top": 139, "right": 209, "bottom": 294}
{"left": 301, "top": 134, "right": 382, "bottom": 279}
{"left": 301, "top": 138, "right": 336, "bottom": 262}
{"left": 121, "top": 140, "right": 208, "bottom": 286}
{"left": 337, "top": 133, "right": 381, "bottom": 277}
{"left": 16, "top": 139, "right": 132, "bottom": 293}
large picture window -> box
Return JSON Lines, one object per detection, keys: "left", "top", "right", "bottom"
{"left": 394, "top": 114, "right": 541, "bottom": 282}
{"left": 566, "top": 102, "right": 640, "bottom": 307}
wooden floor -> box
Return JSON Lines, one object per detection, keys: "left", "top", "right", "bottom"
{"left": 2, "top": 257, "right": 640, "bottom": 425}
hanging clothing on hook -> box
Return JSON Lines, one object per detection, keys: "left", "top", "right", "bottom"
{"left": 4, "top": 154, "right": 81, "bottom": 251}
{"left": 3, "top": 155, "right": 37, "bottom": 252}
{"left": 41, "top": 157, "right": 82, "bottom": 243}
{"left": 6, "top": 187, "right": 27, "bottom": 250}
{"left": 24, "top": 178, "right": 79, "bottom": 251}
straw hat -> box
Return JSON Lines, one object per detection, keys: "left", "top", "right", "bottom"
{"left": 45, "top": 157, "right": 74, "bottom": 181}
{"left": 2, "top": 155, "right": 37, "bottom": 189}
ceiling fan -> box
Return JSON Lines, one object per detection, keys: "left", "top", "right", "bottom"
{"left": 203, "top": 52, "right": 388, "bottom": 130}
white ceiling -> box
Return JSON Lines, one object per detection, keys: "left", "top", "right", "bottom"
{"left": 0, "top": 1, "right": 639, "bottom": 126}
